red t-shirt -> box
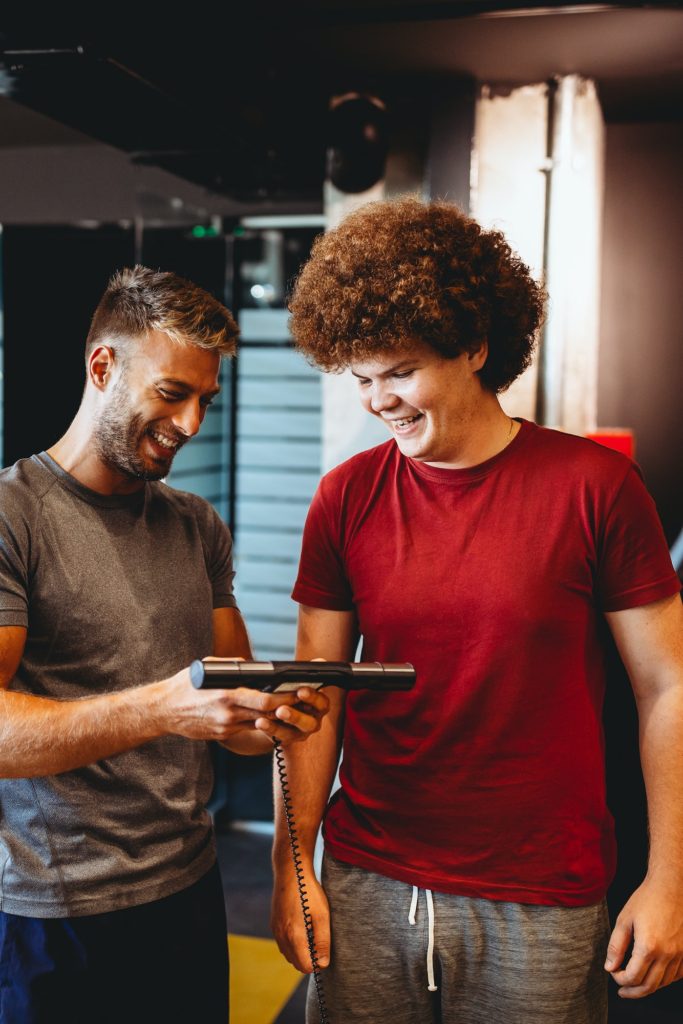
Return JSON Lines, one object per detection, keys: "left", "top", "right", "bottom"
{"left": 292, "top": 420, "right": 680, "bottom": 906}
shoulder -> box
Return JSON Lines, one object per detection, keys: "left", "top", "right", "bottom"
{"left": 0, "top": 459, "right": 59, "bottom": 574}
{"left": 521, "top": 422, "right": 634, "bottom": 488}
{"left": 319, "top": 440, "right": 397, "bottom": 499}
{"left": 0, "top": 456, "right": 58, "bottom": 501}
{"left": 0, "top": 457, "right": 58, "bottom": 527}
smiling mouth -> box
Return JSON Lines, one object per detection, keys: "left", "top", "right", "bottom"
{"left": 390, "top": 413, "right": 424, "bottom": 429}
{"left": 147, "top": 429, "right": 182, "bottom": 453}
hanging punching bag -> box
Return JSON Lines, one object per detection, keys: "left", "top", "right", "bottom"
{"left": 326, "top": 93, "right": 388, "bottom": 194}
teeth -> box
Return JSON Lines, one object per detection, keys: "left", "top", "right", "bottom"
{"left": 151, "top": 431, "right": 177, "bottom": 450}
{"left": 395, "top": 415, "right": 420, "bottom": 427}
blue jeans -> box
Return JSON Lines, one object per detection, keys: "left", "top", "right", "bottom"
{"left": 0, "top": 862, "right": 228, "bottom": 1024}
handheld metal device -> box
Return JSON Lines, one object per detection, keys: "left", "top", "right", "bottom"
{"left": 189, "top": 659, "right": 416, "bottom": 692}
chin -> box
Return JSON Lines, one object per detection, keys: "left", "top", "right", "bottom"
{"left": 397, "top": 440, "right": 428, "bottom": 459}
{"left": 141, "top": 459, "right": 173, "bottom": 481}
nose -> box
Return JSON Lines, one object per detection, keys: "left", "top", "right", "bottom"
{"left": 368, "top": 380, "right": 398, "bottom": 414}
{"left": 172, "top": 398, "right": 203, "bottom": 438}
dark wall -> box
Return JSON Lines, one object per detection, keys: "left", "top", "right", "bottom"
{"left": 599, "top": 125, "right": 683, "bottom": 1014}
{"left": 1, "top": 225, "right": 233, "bottom": 467}
{"left": 2, "top": 226, "right": 134, "bottom": 465}
{"left": 598, "top": 121, "right": 683, "bottom": 545}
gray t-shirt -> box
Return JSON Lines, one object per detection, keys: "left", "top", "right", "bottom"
{"left": 0, "top": 453, "right": 237, "bottom": 917}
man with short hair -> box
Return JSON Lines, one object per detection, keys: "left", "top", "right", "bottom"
{"left": 0, "top": 266, "right": 328, "bottom": 1023}
{"left": 271, "top": 199, "right": 683, "bottom": 1023}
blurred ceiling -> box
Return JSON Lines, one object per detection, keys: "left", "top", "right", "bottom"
{"left": 1, "top": 3, "right": 682, "bottom": 202}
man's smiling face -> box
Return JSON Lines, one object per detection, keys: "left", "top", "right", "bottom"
{"left": 350, "top": 340, "right": 488, "bottom": 468}
{"left": 93, "top": 330, "right": 221, "bottom": 482}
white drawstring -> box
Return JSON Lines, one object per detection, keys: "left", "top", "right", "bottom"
{"left": 409, "top": 885, "right": 418, "bottom": 924}
{"left": 425, "top": 890, "right": 437, "bottom": 992}
{"left": 408, "top": 885, "right": 438, "bottom": 992}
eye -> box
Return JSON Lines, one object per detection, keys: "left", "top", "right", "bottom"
{"left": 393, "top": 369, "right": 414, "bottom": 379}
{"left": 356, "top": 377, "right": 371, "bottom": 387}
{"left": 158, "top": 388, "right": 184, "bottom": 401}
{"left": 200, "top": 396, "right": 216, "bottom": 408}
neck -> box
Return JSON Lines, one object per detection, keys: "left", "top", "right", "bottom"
{"left": 47, "top": 407, "right": 145, "bottom": 497}
{"left": 426, "top": 395, "right": 519, "bottom": 470}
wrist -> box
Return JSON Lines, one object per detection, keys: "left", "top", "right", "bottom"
{"left": 220, "top": 732, "right": 271, "bottom": 755}
{"left": 272, "top": 837, "right": 316, "bottom": 872}
{"left": 127, "top": 678, "right": 172, "bottom": 741}
{"left": 644, "top": 865, "right": 683, "bottom": 893}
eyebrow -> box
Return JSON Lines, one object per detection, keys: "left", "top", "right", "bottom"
{"left": 156, "top": 377, "right": 222, "bottom": 398}
{"left": 350, "top": 360, "right": 417, "bottom": 379}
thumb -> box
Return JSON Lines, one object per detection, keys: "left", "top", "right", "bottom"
{"left": 305, "top": 891, "right": 331, "bottom": 969}
{"left": 605, "top": 914, "right": 632, "bottom": 972}
{"left": 310, "top": 912, "right": 331, "bottom": 969}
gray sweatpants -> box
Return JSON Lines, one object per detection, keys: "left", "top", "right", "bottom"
{"left": 307, "top": 855, "right": 609, "bottom": 1024}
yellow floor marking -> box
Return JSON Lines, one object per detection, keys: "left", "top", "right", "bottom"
{"left": 228, "top": 933, "right": 303, "bottom": 1024}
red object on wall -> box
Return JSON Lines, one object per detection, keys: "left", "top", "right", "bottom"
{"left": 584, "top": 429, "right": 635, "bottom": 459}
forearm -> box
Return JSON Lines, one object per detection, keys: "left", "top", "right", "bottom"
{"left": 272, "top": 692, "right": 344, "bottom": 870}
{"left": 637, "top": 683, "right": 683, "bottom": 887}
{"left": 0, "top": 682, "right": 167, "bottom": 777}
{"left": 272, "top": 603, "right": 356, "bottom": 870}
{"left": 221, "top": 731, "right": 275, "bottom": 755}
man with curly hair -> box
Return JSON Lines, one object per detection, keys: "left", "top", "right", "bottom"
{"left": 271, "top": 198, "right": 683, "bottom": 1022}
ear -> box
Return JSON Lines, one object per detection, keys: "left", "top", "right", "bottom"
{"left": 88, "top": 345, "right": 117, "bottom": 391}
{"left": 468, "top": 339, "right": 488, "bottom": 372}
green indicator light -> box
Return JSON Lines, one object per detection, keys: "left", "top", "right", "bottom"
{"left": 192, "top": 225, "right": 206, "bottom": 238}
{"left": 233, "top": 226, "right": 245, "bottom": 237}
{"left": 205, "top": 225, "right": 219, "bottom": 237}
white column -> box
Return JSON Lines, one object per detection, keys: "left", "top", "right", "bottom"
{"left": 322, "top": 179, "right": 389, "bottom": 473}
{"left": 471, "top": 76, "right": 605, "bottom": 433}
{"left": 471, "top": 82, "right": 548, "bottom": 422}
{"left": 542, "top": 76, "right": 604, "bottom": 434}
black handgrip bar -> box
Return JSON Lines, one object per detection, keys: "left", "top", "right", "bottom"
{"left": 189, "top": 659, "right": 416, "bottom": 692}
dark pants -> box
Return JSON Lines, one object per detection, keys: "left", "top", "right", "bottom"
{"left": 0, "top": 863, "right": 229, "bottom": 1024}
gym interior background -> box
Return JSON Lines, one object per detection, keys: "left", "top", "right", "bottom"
{"left": 1, "top": 5, "right": 682, "bottom": 1021}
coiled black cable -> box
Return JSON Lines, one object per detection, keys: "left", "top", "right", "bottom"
{"left": 273, "top": 737, "right": 330, "bottom": 1024}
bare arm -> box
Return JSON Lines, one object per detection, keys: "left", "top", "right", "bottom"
{"left": 271, "top": 604, "right": 358, "bottom": 972}
{"left": 0, "top": 607, "right": 326, "bottom": 778}
{"left": 604, "top": 593, "right": 683, "bottom": 998}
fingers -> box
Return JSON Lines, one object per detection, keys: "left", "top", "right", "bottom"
{"left": 202, "top": 656, "right": 245, "bottom": 662}
{"left": 613, "top": 955, "right": 683, "bottom": 998}
{"left": 165, "top": 672, "right": 329, "bottom": 743}
{"left": 611, "top": 951, "right": 683, "bottom": 998}
{"left": 605, "top": 916, "right": 632, "bottom": 973}
{"left": 213, "top": 685, "right": 327, "bottom": 716}
{"left": 255, "top": 687, "right": 329, "bottom": 744}
{"left": 284, "top": 923, "right": 327, "bottom": 974}
{"left": 314, "top": 910, "right": 331, "bottom": 968}
{"left": 227, "top": 687, "right": 301, "bottom": 713}
{"left": 612, "top": 954, "right": 661, "bottom": 998}
{"left": 272, "top": 888, "right": 331, "bottom": 973}
{"left": 607, "top": 926, "right": 683, "bottom": 998}
{"left": 661, "top": 957, "right": 683, "bottom": 989}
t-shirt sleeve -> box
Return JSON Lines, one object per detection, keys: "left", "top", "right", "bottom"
{"left": 597, "top": 464, "right": 680, "bottom": 612}
{"left": 0, "top": 500, "right": 30, "bottom": 628}
{"left": 292, "top": 478, "right": 354, "bottom": 611}
{"left": 201, "top": 503, "right": 237, "bottom": 609}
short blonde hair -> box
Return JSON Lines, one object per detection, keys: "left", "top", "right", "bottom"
{"left": 86, "top": 265, "right": 239, "bottom": 360}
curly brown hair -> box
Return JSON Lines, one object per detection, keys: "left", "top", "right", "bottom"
{"left": 288, "top": 197, "right": 545, "bottom": 393}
